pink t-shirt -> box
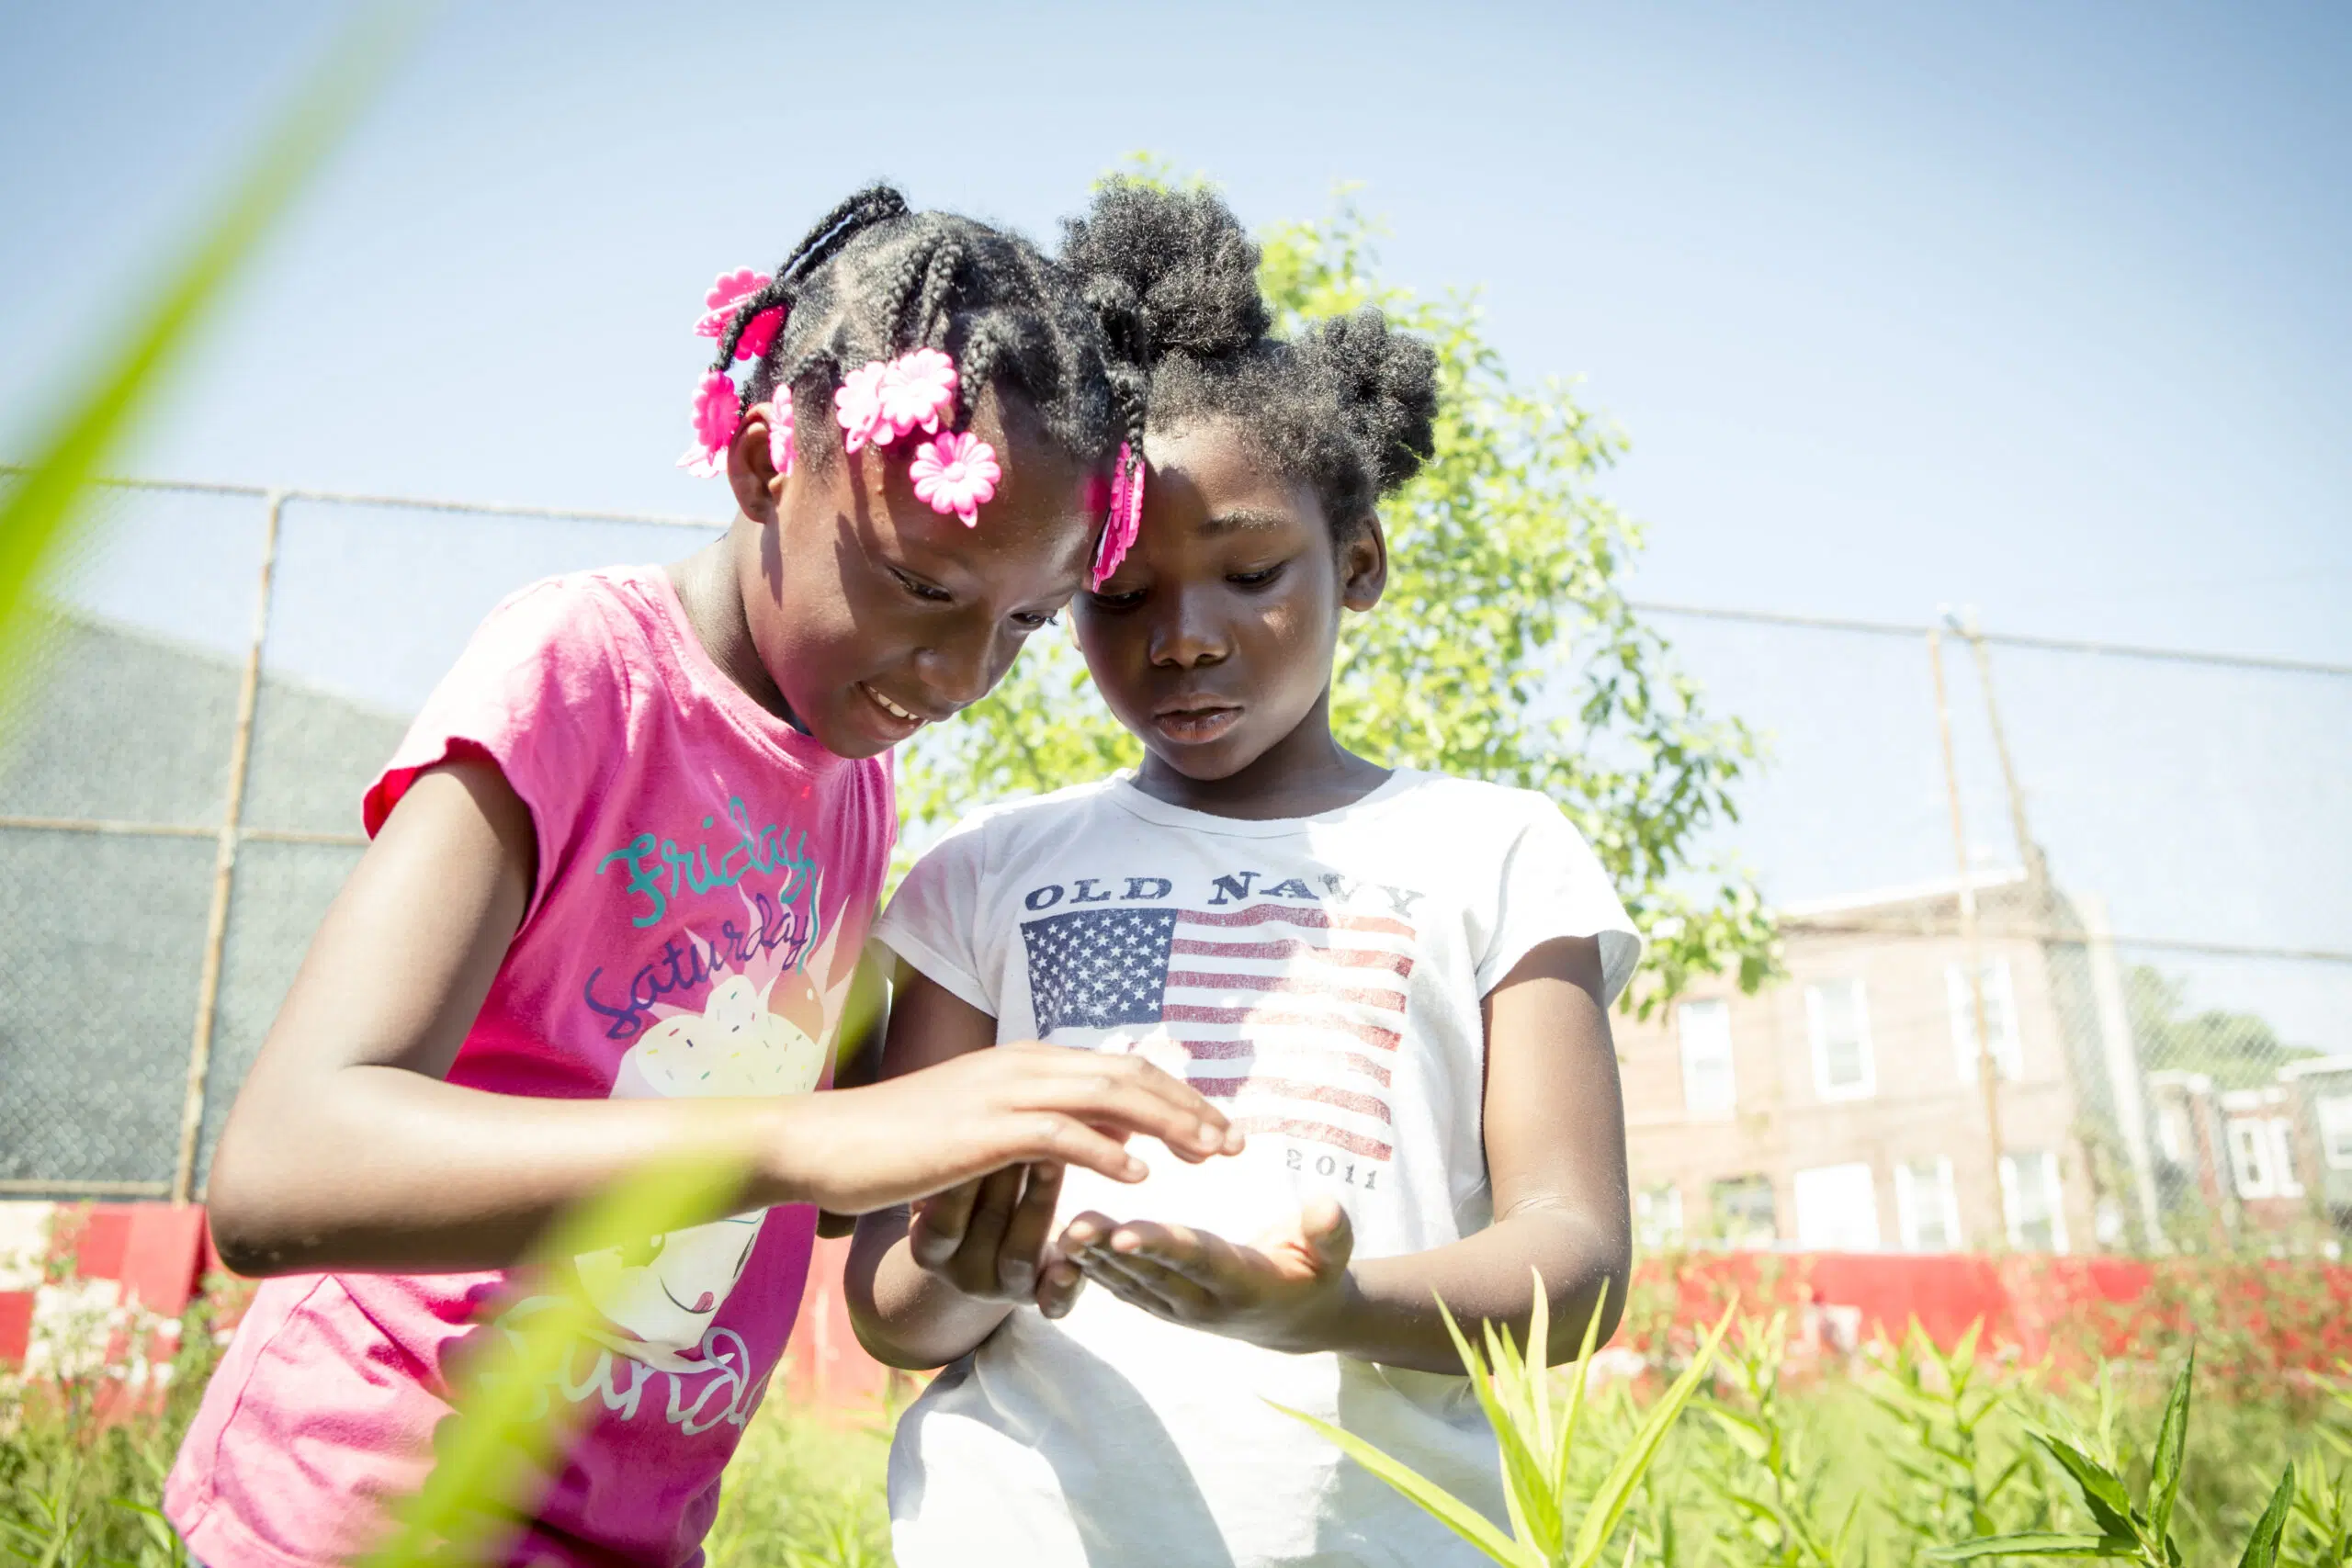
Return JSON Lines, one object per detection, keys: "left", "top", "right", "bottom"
{"left": 165, "top": 565, "right": 896, "bottom": 1568}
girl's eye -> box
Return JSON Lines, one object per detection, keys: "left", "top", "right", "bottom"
{"left": 1227, "top": 563, "right": 1284, "bottom": 588}
{"left": 1087, "top": 587, "right": 1146, "bottom": 611}
{"left": 892, "top": 569, "right": 953, "bottom": 604}
{"left": 1012, "top": 610, "right": 1059, "bottom": 631}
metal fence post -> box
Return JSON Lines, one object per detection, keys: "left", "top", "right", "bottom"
{"left": 1928, "top": 628, "right": 2007, "bottom": 1245}
{"left": 171, "top": 489, "right": 285, "bottom": 1204}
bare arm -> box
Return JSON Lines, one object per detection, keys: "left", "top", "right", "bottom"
{"left": 816, "top": 956, "right": 890, "bottom": 1239}
{"left": 205, "top": 760, "right": 1239, "bottom": 1277}
{"left": 845, "top": 967, "right": 1087, "bottom": 1370}
{"left": 1066, "top": 934, "right": 1633, "bottom": 1374}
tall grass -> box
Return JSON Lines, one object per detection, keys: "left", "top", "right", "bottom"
{"left": 0, "top": 1270, "right": 895, "bottom": 1568}
{"left": 12, "top": 1280, "right": 2352, "bottom": 1567}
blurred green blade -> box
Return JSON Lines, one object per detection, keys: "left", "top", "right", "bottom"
{"left": 1929, "top": 1534, "right": 2132, "bottom": 1561}
{"left": 2147, "top": 1348, "right": 2194, "bottom": 1549}
{"left": 1554, "top": 1283, "right": 1611, "bottom": 1499}
{"left": 1434, "top": 1294, "right": 1556, "bottom": 1554}
{"left": 0, "top": 2, "right": 426, "bottom": 655}
{"left": 1570, "top": 1302, "right": 1732, "bottom": 1568}
{"left": 362, "top": 1148, "right": 752, "bottom": 1568}
{"left": 2233, "top": 1467, "right": 2294, "bottom": 1568}
{"left": 1266, "top": 1401, "right": 1536, "bottom": 1568}
{"left": 2034, "top": 1434, "right": 2140, "bottom": 1541}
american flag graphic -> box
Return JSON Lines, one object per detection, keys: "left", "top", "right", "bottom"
{"left": 1022, "top": 899, "right": 1419, "bottom": 1161}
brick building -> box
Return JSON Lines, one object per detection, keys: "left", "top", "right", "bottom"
{"left": 1614, "top": 871, "right": 2138, "bottom": 1254}
{"left": 2147, "top": 1056, "right": 2352, "bottom": 1245}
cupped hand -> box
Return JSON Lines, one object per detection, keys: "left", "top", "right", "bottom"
{"left": 1057, "top": 1195, "right": 1356, "bottom": 1354}
{"left": 907, "top": 1162, "right": 1087, "bottom": 1318}
{"left": 776, "top": 1042, "right": 1246, "bottom": 1217}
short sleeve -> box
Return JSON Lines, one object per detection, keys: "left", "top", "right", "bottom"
{"left": 1476, "top": 795, "right": 1645, "bottom": 1006}
{"left": 360, "top": 578, "right": 628, "bottom": 925}
{"left": 872, "top": 814, "right": 997, "bottom": 1019}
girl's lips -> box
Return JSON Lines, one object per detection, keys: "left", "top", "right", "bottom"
{"left": 1151, "top": 705, "right": 1241, "bottom": 744}
{"left": 857, "top": 682, "right": 926, "bottom": 739}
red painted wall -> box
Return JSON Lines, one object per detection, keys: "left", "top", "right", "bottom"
{"left": 9, "top": 1206, "right": 2348, "bottom": 1402}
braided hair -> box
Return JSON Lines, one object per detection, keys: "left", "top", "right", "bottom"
{"left": 702, "top": 185, "right": 1125, "bottom": 474}
{"left": 1059, "top": 179, "right": 1440, "bottom": 535}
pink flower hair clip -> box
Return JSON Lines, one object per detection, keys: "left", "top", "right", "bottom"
{"left": 910, "top": 431, "right": 1001, "bottom": 527}
{"left": 695, "top": 268, "right": 783, "bottom": 362}
{"left": 876, "top": 348, "right": 957, "bottom": 440}
{"left": 678, "top": 370, "right": 742, "bottom": 479}
{"left": 834, "top": 346, "right": 958, "bottom": 453}
{"left": 678, "top": 266, "right": 797, "bottom": 479}
{"left": 763, "top": 388, "right": 796, "bottom": 477}
{"left": 1091, "top": 444, "right": 1145, "bottom": 587}
{"left": 677, "top": 280, "right": 999, "bottom": 523}
{"left": 832, "top": 345, "right": 1003, "bottom": 525}
{"left": 832, "top": 360, "right": 890, "bottom": 455}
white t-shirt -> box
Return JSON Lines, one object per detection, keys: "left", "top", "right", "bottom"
{"left": 873, "top": 769, "right": 1642, "bottom": 1568}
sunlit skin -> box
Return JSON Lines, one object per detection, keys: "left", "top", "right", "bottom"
{"left": 847, "top": 420, "right": 1633, "bottom": 1375}
{"left": 1071, "top": 423, "right": 1393, "bottom": 818}
{"left": 201, "top": 398, "right": 1247, "bottom": 1278}
{"left": 673, "top": 387, "right": 1100, "bottom": 758}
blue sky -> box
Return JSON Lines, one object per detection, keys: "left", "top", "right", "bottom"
{"left": 4, "top": 3, "right": 2346, "bottom": 1038}
{"left": 5, "top": 2, "right": 2346, "bottom": 658}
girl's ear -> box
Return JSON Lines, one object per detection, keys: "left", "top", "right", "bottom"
{"left": 1340, "top": 512, "right": 1388, "bottom": 613}
{"left": 727, "top": 407, "right": 785, "bottom": 525}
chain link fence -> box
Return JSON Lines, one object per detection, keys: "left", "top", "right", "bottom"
{"left": 0, "top": 474, "right": 717, "bottom": 1200}
{"left": 1, "top": 473, "right": 2345, "bottom": 1259}
{"left": 1617, "top": 604, "right": 2352, "bottom": 1257}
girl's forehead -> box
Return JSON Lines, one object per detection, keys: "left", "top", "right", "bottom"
{"left": 847, "top": 455, "right": 1097, "bottom": 586}
{"left": 1145, "top": 423, "right": 1323, "bottom": 529}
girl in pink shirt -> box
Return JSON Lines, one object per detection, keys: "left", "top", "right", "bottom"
{"left": 164, "top": 186, "right": 1243, "bottom": 1568}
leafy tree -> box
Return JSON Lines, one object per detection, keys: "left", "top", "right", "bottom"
{"left": 900, "top": 177, "right": 1773, "bottom": 1011}
{"left": 2124, "top": 965, "right": 2312, "bottom": 1089}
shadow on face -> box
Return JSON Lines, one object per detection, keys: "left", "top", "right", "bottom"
{"left": 741, "top": 387, "right": 1104, "bottom": 760}
{"left": 1073, "top": 421, "right": 1385, "bottom": 788}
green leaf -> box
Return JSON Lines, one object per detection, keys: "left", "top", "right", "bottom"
{"left": 1570, "top": 1302, "right": 1734, "bottom": 1568}
{"left": 1268, "top": 1402, "right": 1537, "bottom": 1568}
{"left": 1704, "top": 1405, "right": 1771, "bottom": 1463}
{"left": 1555, "top": 1282, "right": 1611, "bottom": 1501}
{"left": 2035, "top": 1434, "right": 2142, "bottom": 1543}
{"left": 2234, "top": 1467, "right": 2294, "bottom": 1568}
{"left": 362, "top": 1148, "right": 752, "bottom": 1568}
{"left": 2147, "top": 1348, "right": 2194, "bottom": 1550}
{"left": 1930, "top": 1534, "right": 2134, "bottom": 1561}
{"left": 1984, "top": 1451, "right": 2035, "bottom": 1506}
{"left": 0, "top": 4, "right": 425, "bottom": 674}
{"left": 1526, "top": 1267, "right": 1556, "bottom": 1465}
{"left": 1950, "top": 1317, "right": 1984, "bottom": 1384}
{"left": 1434, "top": 1293, "right": 1561, "bottom": 1557}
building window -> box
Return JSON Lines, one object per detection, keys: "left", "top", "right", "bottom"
{"left": 1894, "top": 1158, "right": 1961, "bottom": 1252}
{"left": 2000, "top": 1150, "right": 2068, "bottom": 1253}
{"left": 2227, "top": 1117, "right": 2304, "bottom": 1200}
{"left": 2154, "top": 1101, "right": 2193, "bottom": 1165}
{"left": 1709, "top": 1175, "right": 1778, "bottom": 1249}
{"left": 1805, "top": 979, "right": 1875, "bottom": 1100}
{"left": 1946, "top": 959, "right": 2022, "bottom": 1082}
{"left": 2227, "top": 1118, "right": 2273, "bottom": 1197}
{"left": 1793, "top": 1161, "right": 1882, "bottom": 1251}
{"left": 2321, "top": 1096, "right": 2352, "bottom": 1171}
{"left": 1634, "top": 1184, "right": 1685, "bottom": 1249}
{"left": 2271, "top": 1120, "right": 2302, "bottom": 1198}
{"left": 1678, "top": 999, "right": 1736, "bottom": 1121}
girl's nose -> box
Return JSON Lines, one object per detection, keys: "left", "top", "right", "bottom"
{"left": 914, "top": 628, "right": 999, "bottom": 711}
{"left": 1148, "top": 589, "right": 1229, "bottom": 669}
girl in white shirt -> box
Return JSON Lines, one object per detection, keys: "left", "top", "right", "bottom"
{"left": 849, "top": 180, "right": 1643, "bottom": 1568}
